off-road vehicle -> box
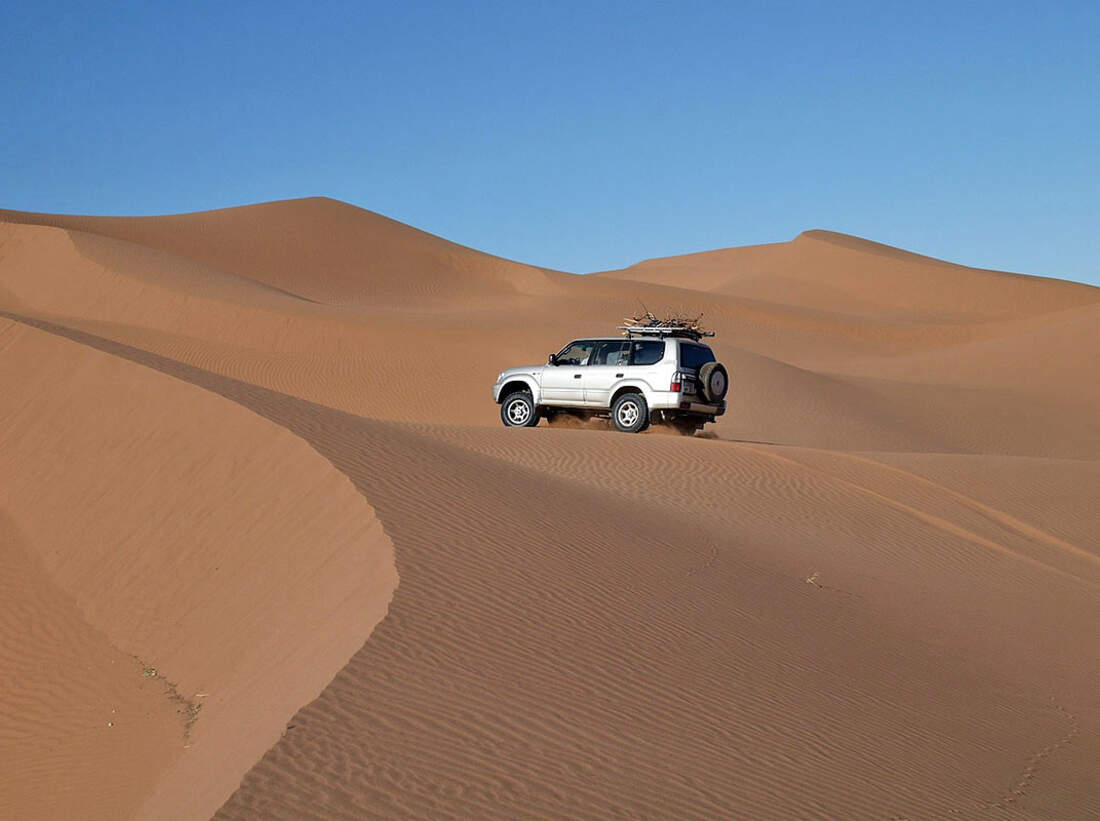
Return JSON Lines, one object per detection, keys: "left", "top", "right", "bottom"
{"left": 492, "top": 321, "right": 728, "bottom": 434}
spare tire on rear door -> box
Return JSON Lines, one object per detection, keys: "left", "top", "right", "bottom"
{"left": 698, "top": 362, "right": 729, "bottom": 402}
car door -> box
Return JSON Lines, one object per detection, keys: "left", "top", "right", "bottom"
{"left": 540, "top": 340, "right": 594, "bottom": 404}
{"left": 677, "top": 341, "right": 715, "bottom": 399}
{"left": 583, "top": 341, "right": 629, "bottom": 407}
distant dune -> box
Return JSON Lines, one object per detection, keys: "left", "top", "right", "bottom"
{"left": 1, "top": 199, "right": 1097, "bottom": 820}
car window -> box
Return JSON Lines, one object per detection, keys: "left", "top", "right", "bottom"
{"left": 591, "top": 341, "right": 629, "bottom": 366}
{"left": 630, "top": 340, "right": 665, "bottom": 366}
{"left": 556, "top": 340, "right": 596, "bottom": 366}
{"left": 679, "top": 343, "right": 716, "bottom": 370}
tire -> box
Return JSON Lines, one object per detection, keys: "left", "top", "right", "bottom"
{"left": 699, "top": 362, "right": 729, "bottom": 402}
{"left": 501, "top": 391, "right": 539, "bottom": 428}
{"left": 611, "top": 392, "right": 648, "bottom": 433}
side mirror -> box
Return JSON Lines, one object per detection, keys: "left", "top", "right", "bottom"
{"left": 548, "top": 353, "right": 558, "bottom": 365}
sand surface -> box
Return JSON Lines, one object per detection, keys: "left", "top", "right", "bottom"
{"left": 1, "top": 198, "right": 1097, "bottom": 819}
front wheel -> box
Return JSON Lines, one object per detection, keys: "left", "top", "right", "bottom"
{"left": 501, "top": 392, "right": 539, "bottom": 427}
{"left": 611, "top": 392, "right": 649, "bottom": 433}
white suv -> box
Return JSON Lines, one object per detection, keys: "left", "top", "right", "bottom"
{"left": 492, "top": 331, "right": 728, "bottom": 434}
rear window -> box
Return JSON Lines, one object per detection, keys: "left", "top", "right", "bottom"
{"left": 630, "top": 340, "right": 665, "bottom": 366}
{"left": 679, "top": 343, "right": 715, "bottom": 371}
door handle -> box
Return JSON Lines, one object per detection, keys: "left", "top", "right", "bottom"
{"left": 573, "top": 374, "right": 582, "bottom": 379}
{"left": 615, "top": 373, "right": 624, "bottom": 377}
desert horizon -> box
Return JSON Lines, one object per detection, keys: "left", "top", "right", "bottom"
{"left": 1, "top": 196, "right": 1097, "bottom": 819}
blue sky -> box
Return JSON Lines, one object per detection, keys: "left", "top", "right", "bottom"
{"left": 3, "top": 1, "right": 1098, "bottom": 284}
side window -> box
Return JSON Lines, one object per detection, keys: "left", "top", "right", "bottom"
{"left": 592, "top": 341, "right": 629, "bottom": 366}
{"left": 630, "top": 340, "right": 665, "bottom": 366}
{"left": 679, "top": 344, "right": 716, "bottom": 370}
{"left": 556, "top": 340, "right": 596, "bottom": 366}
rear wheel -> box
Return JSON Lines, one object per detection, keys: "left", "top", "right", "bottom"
{"left": 611, "top": 392, "right": 648, "bottom": 433}
{"left": 501, "top": 391, "right": 539, "bottom": 427}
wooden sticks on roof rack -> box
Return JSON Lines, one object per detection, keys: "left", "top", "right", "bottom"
{"left": 619, "top": 311, "right": 715, "bottom": 341}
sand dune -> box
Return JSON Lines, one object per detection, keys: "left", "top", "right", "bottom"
{"left": 1, "top": 199, "right": 1097, "bottom": 819}
{"left": 0, "top": 317, "right": 395, "bottom": 820}
{"left": 0, "top": 198, "right": 562, "bottom": 308}
{"left": 598, "top": 229, "right": 1096, "bottom": 322}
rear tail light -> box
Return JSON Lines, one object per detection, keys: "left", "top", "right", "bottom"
{"left": 670, "top": 372, "right": 682, "bottom": 392}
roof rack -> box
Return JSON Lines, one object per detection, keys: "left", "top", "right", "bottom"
{"left": 619, "top": 311, "right": 715, "bottom": 342}
{"left": 618, "top": 325, "right": 715, "bottom": 341}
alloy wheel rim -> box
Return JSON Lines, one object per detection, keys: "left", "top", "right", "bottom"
{"left": 618, "top": 401, "right": 639, "bottom": 427}
{"left": 507, "top": 399, "right": 531, "bottom": 425}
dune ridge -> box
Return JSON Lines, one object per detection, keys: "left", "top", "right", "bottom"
{"left": 0, "top": 198, "right": 563, "bottom": 308}
{"left": 0, "top": 314, "right": 397, "bottom": 821}
{"left": 1, "top": 198, "right": 1097, "bottom": 819}
{"left": 599, "top": 228, "right": 1098, "bottom": 323}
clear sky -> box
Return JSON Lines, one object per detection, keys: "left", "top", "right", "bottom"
{"left": 3, "top": 1, "right": 1098, "bottom": 284}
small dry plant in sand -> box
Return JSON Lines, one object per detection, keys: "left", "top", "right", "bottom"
{"left": 135, "top": 657, "right": 203, "bottom": 738}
